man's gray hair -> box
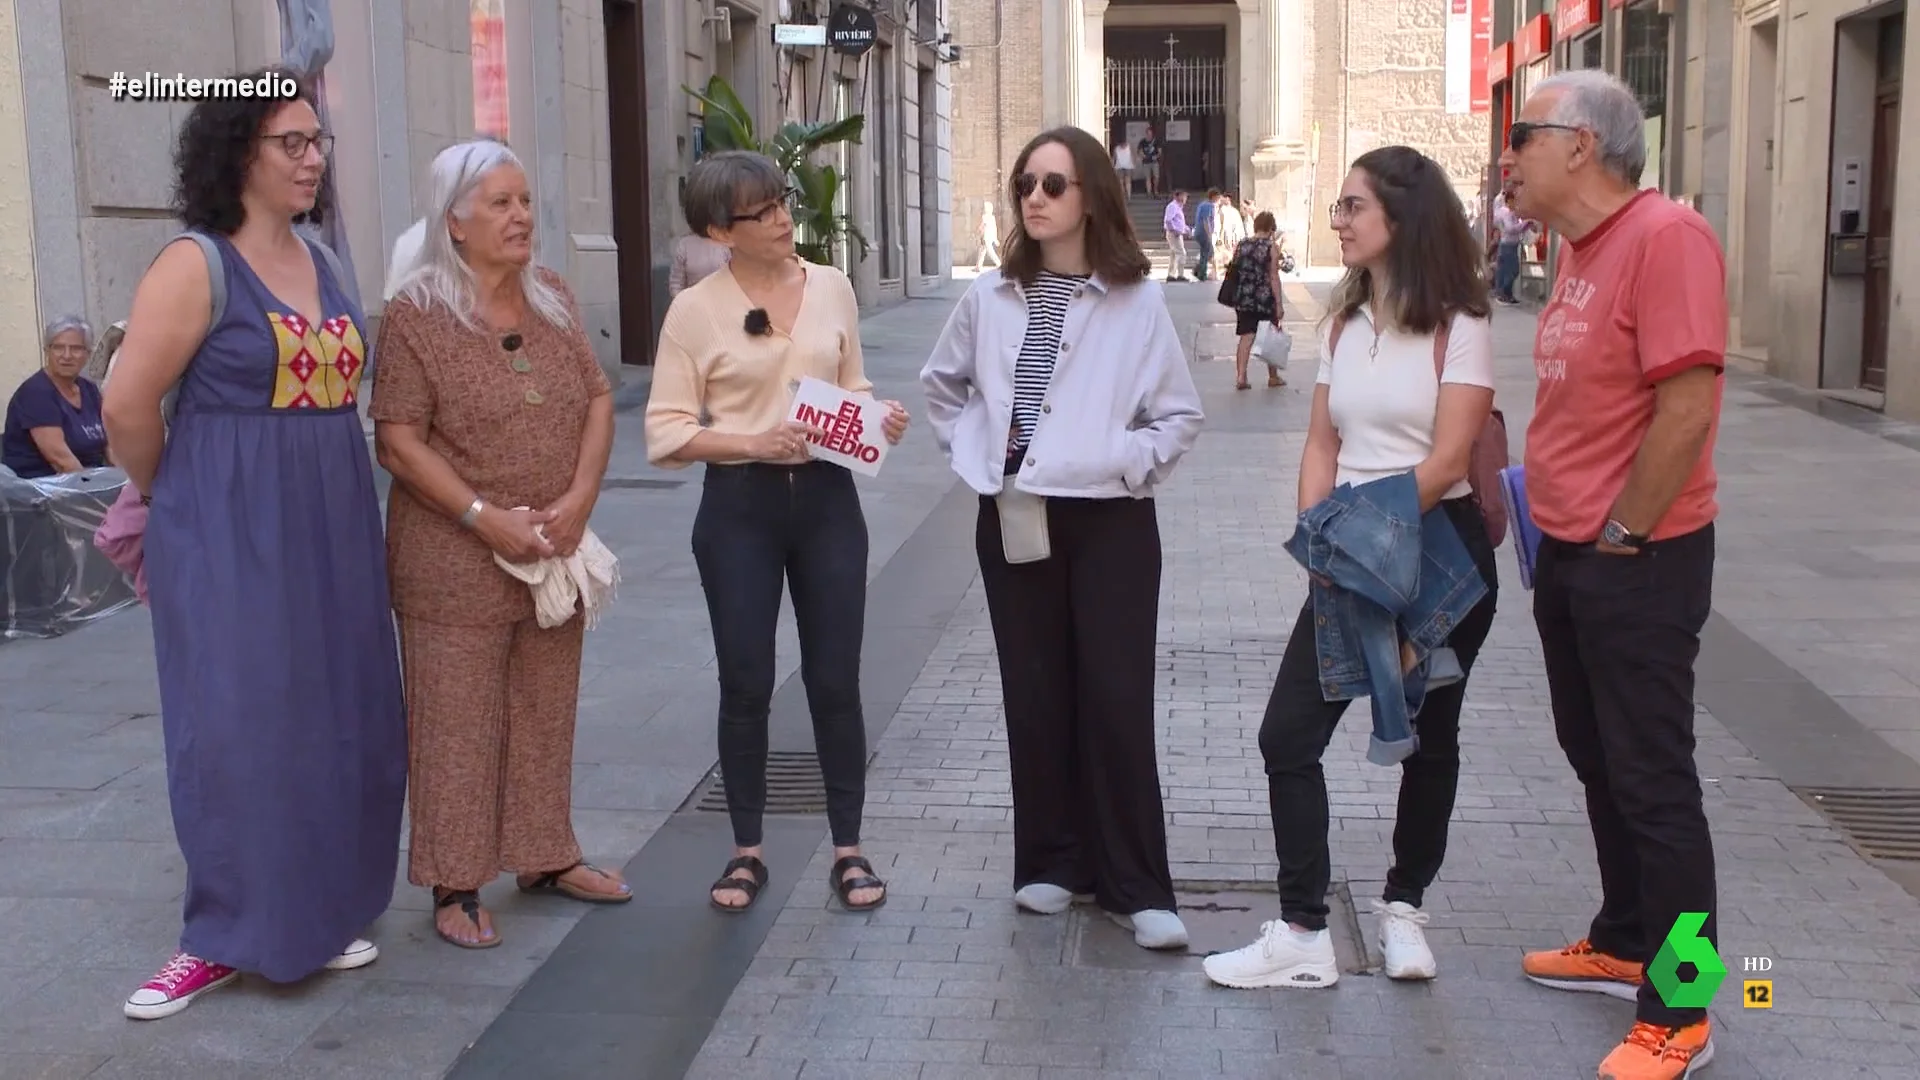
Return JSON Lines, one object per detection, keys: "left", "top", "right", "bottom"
{"left": 43, "top": 314, "right": 91, "bottom": 349}
{"left": 682, "top": 151, "right": 789, "bottom": 239}
{"left": 1534, "top": 69, "right": 1648, "bottom": 185}
{"left": 392, "top": 139, "right": 572, "bottom": 330}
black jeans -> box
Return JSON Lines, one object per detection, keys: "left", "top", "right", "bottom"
{"left": 1261, "top": 498, "right": 1499, "bottom": 931}
{"left": 1534, "top": 524, "right": 1717, "bottom": 1027}
{"left": 977, "top": 495, "right": 1178, "bottom": 914}
{"left": 692, "top": 461, "right": 869, "bottom": 849}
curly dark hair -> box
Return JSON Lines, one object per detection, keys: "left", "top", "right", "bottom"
{"left": 171, "top": 67, "right": 327, "bottom": 234}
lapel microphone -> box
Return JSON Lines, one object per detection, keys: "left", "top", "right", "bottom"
{"left": 744, "top": 308, "right": 772, "bottom": 336}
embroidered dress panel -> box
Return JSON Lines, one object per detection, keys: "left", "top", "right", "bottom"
{"left": 269, "top": 312, "right": 366, "bottom": 409}
{"left": 1008, "top": 271, "right": 1084, "bottom": 457}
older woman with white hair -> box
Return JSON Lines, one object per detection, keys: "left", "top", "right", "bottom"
{"left": 372, "top": 138, "right": 626, "bottom": 950}
{"left": 3, "top": 315, "right": 109, "bottom": 477}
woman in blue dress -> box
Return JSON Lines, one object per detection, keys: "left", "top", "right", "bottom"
{"left": 101, "top": 68, "right": 406, "bottom": 1020}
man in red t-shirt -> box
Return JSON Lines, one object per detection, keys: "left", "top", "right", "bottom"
{"left": 1503, "top": 70, "right": 1725, "bottom": 1080}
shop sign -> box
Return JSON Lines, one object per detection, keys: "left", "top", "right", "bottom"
{"left": 774, "top": 23, "right": 828, "bottom": 47}
{"left": 1556, "top": 0, "right": 1602, "bottom": 41}
{"left": 1446, "top": 0, "right": 1495, "bottom": 114}
{"left": 827, "top": 4, "right": 877, "bottom": 57}
{"left": 1486, "top": 41, "right": 1515, "bottom": 87}
{"left": 1515, "top": 13, "right": 1553, "bottom": 64}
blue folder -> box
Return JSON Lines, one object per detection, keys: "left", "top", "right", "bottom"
{"left": 1498, "top": 465, "right": 1544, "bottom": 590}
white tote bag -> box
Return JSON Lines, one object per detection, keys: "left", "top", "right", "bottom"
{"left": 1250, "top": 322, "right": 1292, "bottom": 369}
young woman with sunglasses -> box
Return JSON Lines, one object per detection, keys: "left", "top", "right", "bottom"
{"left": 1203, "top": 145, "right": 1499, "bottom": 991}
{"left": 921, "top": 127, "right": 1204, "bottom": 951}
{"left": 646, "top": 150, "right": 910, "bottom": 914}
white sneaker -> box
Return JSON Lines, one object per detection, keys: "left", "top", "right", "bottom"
{"left": 1013, "top": 884, "right": 1091, "bottom": 915}
{"left": 1108, "top": 909, "right": 1189, "bottom": 950}
{"left": 1373, "top": 900, "right": 1436, "bottom": 980}
{"left": 324, "top": 938, "right": 379, "bottom": 971}
{"left": 1202, "top": 920, "right": 1339, "bottom": 989}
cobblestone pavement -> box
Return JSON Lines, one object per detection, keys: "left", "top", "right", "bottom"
{"left": 680, "top": 283, "right": 1920, "bottom": 1080}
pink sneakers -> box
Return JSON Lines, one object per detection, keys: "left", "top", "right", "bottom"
{"left": 124, "top": 952, "right": 239, "bottom": 1020}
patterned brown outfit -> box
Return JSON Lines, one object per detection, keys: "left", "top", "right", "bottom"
{"left": 370, "top": 268, "right": 611, "bottom": 891}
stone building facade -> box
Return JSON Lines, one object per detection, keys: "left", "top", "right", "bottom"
{"left": 950, "top": 0, "right": 1485, "bottom": 269}
{"left": 0, "top": 0, "right": 953, "bottom": 398}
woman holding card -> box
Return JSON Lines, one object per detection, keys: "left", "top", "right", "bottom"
{"left": 645, "top": 150, "right": 909, "bottom": 914}
{"left": 919, "top": 127, "right": 1205, "bottom": 951}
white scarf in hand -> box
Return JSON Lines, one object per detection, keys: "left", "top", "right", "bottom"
{"left": 492, "top": 514, "right": 621, "bottom": 629}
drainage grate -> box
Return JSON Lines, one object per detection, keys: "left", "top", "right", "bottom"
{"left": 601, "top": 478, "right": 686, "bottom": 490}
{"left": 1795, "top": 788, "right": 1920, "bottom": 861}
{"left": 693, "top": 751, "right": 829, "bottom": 814}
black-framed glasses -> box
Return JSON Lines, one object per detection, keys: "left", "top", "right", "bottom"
{"left": 263, "top": 130, "right": 334, "bottom": 159}
{"left": 1014, "top": 172, "right": 1077, "bottom": 200}
{"left": 731, "top": 188, "right": 799, "bottom": 224}
{"left": 1328, "top": 196, "right": 1369, "bottom": 226}
{"left": 1507, "top": 121, "right": 1581, "bottom": 151}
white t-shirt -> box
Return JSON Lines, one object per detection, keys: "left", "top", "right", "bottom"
{"left": 1114, "top": 145, "right": 1135, "bottom": 170}
{"left": 1316, "top": 305, "right": 1496, "bottom": 500}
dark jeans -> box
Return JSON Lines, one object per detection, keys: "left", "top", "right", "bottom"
{"left": 1534, "top": 524, "right": 1717, "bottom": 1027}
{"left": 977, "top": 494, "right": 1178, "bottom": 914}
{"left": 1193, "top": 227, "right": 1213, "bottom": 280}
{"left": 1261, "top": 498, "right": 1498, "bottom": 931}
{"left": 1494, "top": 241, "right": 1521, "bottom": 299}
{"left": 692, "top": 461, "right": 869, "bottom": 849}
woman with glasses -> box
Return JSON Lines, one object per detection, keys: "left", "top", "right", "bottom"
{"left": 647, "top": 150, "right": 910, "bottom": 913}
{"left": 1203, "top": 145, "right": 1498, "bottom": 992}
{"left": 102, "top": 69, "right": 405, "bottom": 1019}
{"left": 3, "top": 316, "right": 108, "bottom": 477}
{"left": 921, "top": 127, "right": 1204, "bottom": 951}
{"left": 373, "top": 139, "right": 628, "bottom": 950}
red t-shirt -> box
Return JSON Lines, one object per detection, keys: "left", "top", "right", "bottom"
{"left": 1525, "top": 191, "right": 1727, "bottom": 543}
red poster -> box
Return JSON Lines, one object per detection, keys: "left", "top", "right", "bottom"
{"left": 471, "top": 12, "right": 510, "bottom": 140}
{"left": 1470, "top": 0, "right": 1492, "bottom": 113}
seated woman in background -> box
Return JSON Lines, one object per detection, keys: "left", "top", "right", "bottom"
{"left": 2, "top": 316, "right": 109, "bottom": 477}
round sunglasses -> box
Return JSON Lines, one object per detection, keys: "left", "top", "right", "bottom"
{"left": 1014, "top": 171, "right": 1079, "bottom": 200}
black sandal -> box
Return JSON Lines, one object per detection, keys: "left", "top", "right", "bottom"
{"left": 830, "top": 855, "right": 887, "bottom": 912}
{"left": 709, "top": 855, "right": 769, "bottom": 913}
{"left": 432, "top": 888, "right": 500, "bottom": 950}
{"left": 517, "top": 861, "right": 632, "bottom": 904}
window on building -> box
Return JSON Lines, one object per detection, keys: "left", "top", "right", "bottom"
{"left": 471, "top": 0, "right": 509, "bottom": 140}
{"left": 1577, "top": 32, "right": 1602, "bottom": 70}
{"left": 1622, "top": 1, "right": 1671, "bottom": 188}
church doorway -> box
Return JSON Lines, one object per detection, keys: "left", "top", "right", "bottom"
{"left": 1104, "top": 26, "right": 1228, "bottom": 195}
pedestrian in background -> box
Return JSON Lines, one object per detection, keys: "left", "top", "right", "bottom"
{"left": 1162, "top": 190, "right": 1192, "bottom": 281}
{"left": 1223, "top": 211, "right": 1285, "bottom": 391}
{"left": 646, "top": 150, "right": 909, "bottom": 914}
{"left": 1505, "top": 69, "right": 1726, "bottom": 1080}
{"left": 3, "top": 316, "right": 109, "bottom": 477}
{"left": 374, "top": 138, "right": 627, "bottom": 950}
{"left": 921, "top": 125, "right": 1204, "bottom": 951}
{"left": 1190, "top": 186, "right": 1219, "bottom": 281}
{"left": 103, "top": 69, "right": 403, "bottom": 1019}
{"left": 1204, "top": 145, "right": 1499, "bottom": 994}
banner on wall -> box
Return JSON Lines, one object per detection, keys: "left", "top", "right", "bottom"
{"left": 1446, "top": 0, "right": 1493, "bottom": 114}
{"left": 471, "top": 0, "right": 509, "bottom": 139}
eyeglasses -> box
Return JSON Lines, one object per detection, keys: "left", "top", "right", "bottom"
{"left": 262, "top": 130, "right": 334, "bottom": 159}
{"left": 1507, "top": 121, "right": 1581, "bottom": 151}
{"left": 1014, "top": 172, "right": 1078, "bottom": 200}
{"left": 731, "top": 188, "right": 799, "bottom": 224}
{"left": 1328, "top": 196, "right": 1369, "bottom": 226}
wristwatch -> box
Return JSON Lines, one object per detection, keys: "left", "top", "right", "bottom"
{"left": 459, "top": 497, "right": 485, "bottom": 530}
{"left": 1602, "top": 518, "right": 1648, "bottom": 550}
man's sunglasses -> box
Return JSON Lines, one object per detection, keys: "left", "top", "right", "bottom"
{"left": 1507, "top": 121, "right": 1581, "bottom": 151}
{"left": 1014, "top": 171, "right": 1078, "bottom": 199}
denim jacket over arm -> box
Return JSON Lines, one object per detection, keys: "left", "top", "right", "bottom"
{"left": 1283, "top": 471, "right": 1487, "bottom": 765}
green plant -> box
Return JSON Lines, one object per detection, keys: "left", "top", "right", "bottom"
{"left": 683, "top": 74, "right": 869, "bottom": 267}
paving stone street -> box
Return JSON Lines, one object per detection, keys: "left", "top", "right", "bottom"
{"left": 5, "top": 273, "right": 1920, "bottom": 1078}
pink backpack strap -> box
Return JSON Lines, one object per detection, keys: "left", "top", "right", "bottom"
{"left": 1431, "top": 315, "right": 1452, "bottom": 378}
{"left": 1328, "top": 312, "right": 1348, "bottom": 357}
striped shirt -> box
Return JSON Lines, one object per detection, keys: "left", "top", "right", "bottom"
{"left": 1005, "top": 270, "right": 1087, "bottom": 469}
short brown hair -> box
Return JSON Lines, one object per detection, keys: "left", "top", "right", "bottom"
{"left": 1253, "top": 211, "right": 1277, "bottom": 234}
{"left": 1000, "top": 127, "right": 1149, "bottom": 287}
{"left": 1328, "top": 145, "right": 1490, "bottom": 335}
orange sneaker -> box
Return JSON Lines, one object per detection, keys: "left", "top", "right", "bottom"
{"left": 1597, "top": 1018, "right": 1714, "bottom": 1079}
{"left": 1522, "top": 938, "right": 1645, "bottom": 1001}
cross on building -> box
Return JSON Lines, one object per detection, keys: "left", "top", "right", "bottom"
{"left": 1163, "top": 33, "right": 1179, "bottom": 63}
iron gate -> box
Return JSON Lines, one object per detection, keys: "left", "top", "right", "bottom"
{"left": 1105, "top": 56, "right": 1227, "bottom": 117}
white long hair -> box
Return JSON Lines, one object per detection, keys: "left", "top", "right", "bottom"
{"left": 391, "top": 139, "right": 572, "bottom": 330}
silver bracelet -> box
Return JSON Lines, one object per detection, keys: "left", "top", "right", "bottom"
{"left": 459, "top": 497, "right": 485, "bottom": 529}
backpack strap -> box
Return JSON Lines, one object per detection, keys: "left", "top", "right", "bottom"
{"left": 164, "top": 230, "right": 227, "bottom": 331}
{"left": 1431, "top": 315, "right": 1452, "bottom": 379}
{"left": 304, "top": 235, "right": 351, "bottom": 297}
{"left": 1327, "top": 311, "right": 1348, "bottom": 358}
